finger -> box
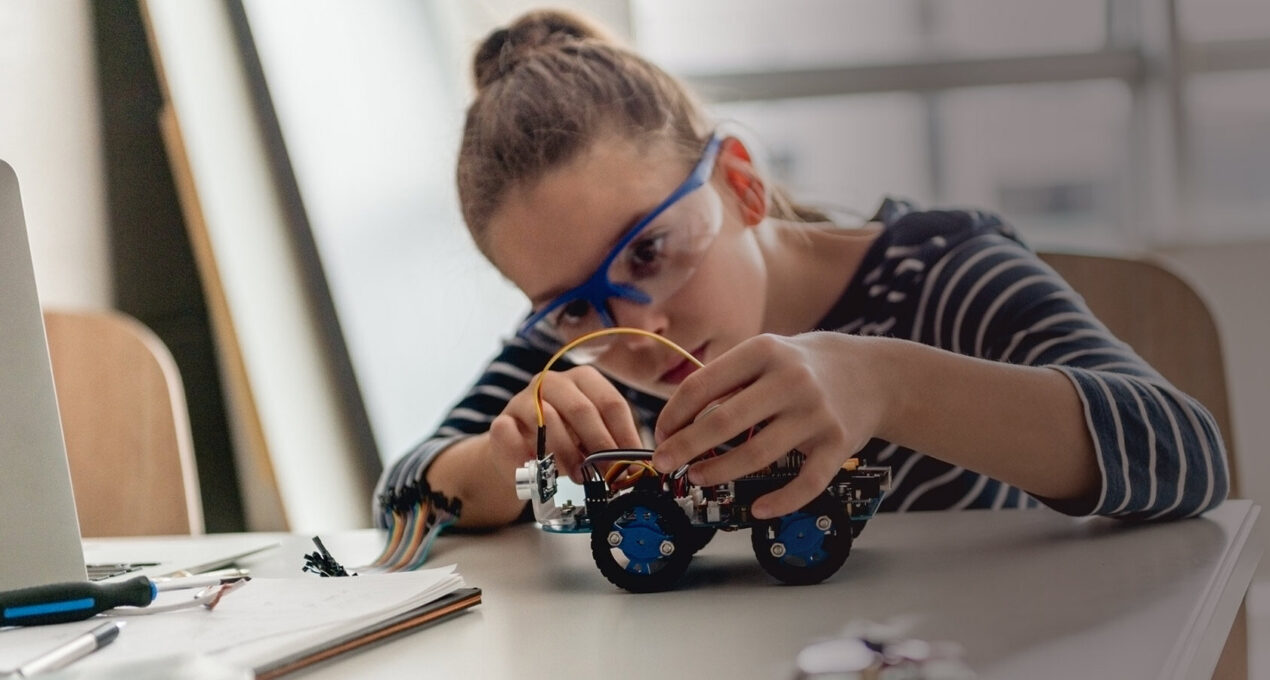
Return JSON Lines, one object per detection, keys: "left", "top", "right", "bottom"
{"left": 751, "top": 446, "right": 843, "bottom": 520}
{"left": 654, "top": 345, "right": 766, "bottom": 446}
{"left": 544, "top": 374, "right": 622, "bottom": 457}
{"left": 571, "top": 368, "right": 643, "bottom": 450}
{"left": 684, "top": 417, "right": 805, "bottom": 486}
{"left": 488, "top": 413, "right": 535, "bottom": 469}
{"left": 653, "top": 375, "right": 777, "bottom": 472}
{"left": 541, "top": 402, "right": 586, "bottom": 483}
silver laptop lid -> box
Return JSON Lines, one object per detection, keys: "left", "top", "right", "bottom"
{"left": 0, "top": 159, "right": 89, "bottom": 589}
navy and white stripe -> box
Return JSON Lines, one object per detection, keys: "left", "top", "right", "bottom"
{"left": 375, "top": 198, "right": 1228, "bottom": 525}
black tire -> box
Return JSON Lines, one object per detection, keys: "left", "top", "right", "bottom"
{"left": 751, "top": 493, "right": 852, "bottom": 585}
{"left": 683, "top": 526, "right": 717, "bottom": 555}
{"left": 849, "top": 519, "right": 868, "bottom": 539}
{"left": 590, "top": 489, "right": 694, "bottom": 593}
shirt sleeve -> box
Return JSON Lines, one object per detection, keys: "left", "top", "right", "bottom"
{"left": 372, "top": 335, "right": 560, "bottom": 527}
{"left": 911, "top": 232, "right": 1229, "bottom": 520}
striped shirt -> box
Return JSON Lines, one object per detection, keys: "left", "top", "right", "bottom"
{"left": 376, "top": 198, "right": 1228, "bottom": 525}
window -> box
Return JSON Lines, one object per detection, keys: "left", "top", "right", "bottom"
{"left": 634, "top": 0, "right": 1270, "bottom": 248}
{"left": 240, "top": 0, "right": 527, "bottom": 461}
{"left": 1188, "top": 70, "right": 1270, "bottom": 240}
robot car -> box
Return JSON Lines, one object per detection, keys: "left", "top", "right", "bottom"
{"left": 516, "top": 445, "right": 889, "bottom": 592}
{"left": 513, "top": 326, "right": 890, "bottom": 592}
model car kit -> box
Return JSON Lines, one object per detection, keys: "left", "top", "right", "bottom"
{"left": 517, "top": 328, "right": 891, "bottom": 592}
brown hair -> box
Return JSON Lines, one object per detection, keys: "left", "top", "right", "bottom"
{"left": 456, "top": 9, "right": 824, "bottom": 258}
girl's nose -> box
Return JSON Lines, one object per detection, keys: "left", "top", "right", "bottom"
{"left": 609, "top": 297, "right": 669, "bottom": 336}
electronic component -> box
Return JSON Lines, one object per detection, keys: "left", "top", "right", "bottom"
{"left": 521, "top": 327, "right": 892, "bottom": 592}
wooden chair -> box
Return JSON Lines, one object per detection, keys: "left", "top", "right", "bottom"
{"left": 1038, "top": 252, "right": 1244, "bottom": 680}
{"left": 43, "top": 309, "right": 204, "bottom": 537}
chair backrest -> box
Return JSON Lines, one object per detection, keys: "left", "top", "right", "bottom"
{"left": 43, "top": 309, "right": 204, "bottom": 536}
{"left": 1038, "top": 252, "right": 1240, "bottom": 496}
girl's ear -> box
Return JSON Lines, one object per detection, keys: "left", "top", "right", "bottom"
{"left": 719, "top": 137, "right": 767, "bottom": 227}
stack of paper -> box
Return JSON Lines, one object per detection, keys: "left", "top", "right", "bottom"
{"left": 0, "top": 565, "right": 475, "bottom": 677}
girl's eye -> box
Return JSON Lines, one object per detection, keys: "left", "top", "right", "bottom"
{"left": 627, "top": 233, "right": 667, "bottom": 277}
{"left": 554, "top": 298, "right": 594, "bottom": 327}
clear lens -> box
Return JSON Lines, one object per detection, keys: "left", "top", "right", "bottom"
{"left": 528, "top": 301, "right": 608, "bottom": 348}
{"left": 605, "top": 183, "right": 723, "bottom": 301}
{"left": 528, "top": 184, "right": 724, "bottom": 348}
{"left": 561, "top": 336, "right": 614, "bottom": 364}
{"left": 518, "top": 129, "right": 728, "bottom": 350}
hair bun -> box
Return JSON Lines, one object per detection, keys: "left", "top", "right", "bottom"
{"left": 473, "top": 10, "right": 612, "bottom": 90}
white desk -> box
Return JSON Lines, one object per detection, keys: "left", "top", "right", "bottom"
{"left": 244, "top": 500, "right": 1261, "bottom": 680}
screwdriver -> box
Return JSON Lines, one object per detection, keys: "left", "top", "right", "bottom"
{"left": 0, "top": 576, "right": 156, "bottom": 627}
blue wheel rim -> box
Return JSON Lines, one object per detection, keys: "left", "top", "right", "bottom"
{"left": 614, "top": 505, "right": 671, "bottom": 574}
{"left": 774, "top": 512, "right": 828, "bottom": 567}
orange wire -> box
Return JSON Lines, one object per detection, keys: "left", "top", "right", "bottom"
{"left": 386, "top": 506, "right": 429, "bottom": 572}
{"left": 532, "top": 328, "right": 703, "bottom": 428}
{"left": 603, "top": 460, "right": 657, "bottom": 484}
{"left": 370, "top": 513, "right": 407, "bottom": 567}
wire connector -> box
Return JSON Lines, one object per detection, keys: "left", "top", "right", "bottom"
{"left": 302, "top": 536, "right": 356, "bottom": 577}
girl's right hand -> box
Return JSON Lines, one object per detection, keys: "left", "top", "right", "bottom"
{"left": 488, "top": 365, "right": 644, "bottom": 484}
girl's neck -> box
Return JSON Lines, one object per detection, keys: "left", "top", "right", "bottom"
{"left": 757, "top": 218, "right": 883, "bottom": 335}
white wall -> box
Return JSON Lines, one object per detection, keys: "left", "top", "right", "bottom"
{"left": 0, "top": 0, "right": 110, "bottom": 309}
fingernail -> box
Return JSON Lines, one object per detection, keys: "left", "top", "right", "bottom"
{"left": 653, "top": 427, "right": 665, "bottom": 444}
{"left": 751, "top": 503, "right": 770, "bottom": 520}
{"left": 687, "top": 468, "right": 702, "bottom": 485}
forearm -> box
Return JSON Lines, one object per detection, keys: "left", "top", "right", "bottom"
{"left": 872, "top": 337, "right": 1100, "bottom": 505}
{"left": 425, "top": 434, "right": 528, "bottom": 528}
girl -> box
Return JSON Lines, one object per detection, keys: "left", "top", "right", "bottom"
{"left": 375, "top": 9, "right": 1226, "bottom": 530}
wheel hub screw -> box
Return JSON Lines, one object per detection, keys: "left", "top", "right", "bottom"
{"left": 816, "top": 515, "right": 832, "bottom": 531}
{"left": 770, "top": 542, "right": 787, "bottom": 558}
{"left": 607, "top": 531, "right": 622, "bottom": 547}
{"left": 659, "top": 540, "right": 675, "bottom": 556}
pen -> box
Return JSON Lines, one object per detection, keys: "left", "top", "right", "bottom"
{"left": 152, "top": 568, "right": 250, "bottom": 592}
{"left": 11, "top": 621, "right": 123, "bottom": 677}
{"left": 0, "top": 577, "right": 155, "bottom": 627}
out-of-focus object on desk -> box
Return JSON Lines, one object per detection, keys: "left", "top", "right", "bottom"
{"left": 43, "top": 309, "right": 204, "bottom": 537}
{"left": 794, "top": 619, "right": 976, "bottom": 679}
{"left": 1039, "top": 251, "right": 1246, "bottom": 680}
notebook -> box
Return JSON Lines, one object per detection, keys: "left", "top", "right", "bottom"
{"left": 0, "top": 159, "right": 277, "bottom": 591}
{"left": 0, "top": 565, "right": 479, "bottom": 677}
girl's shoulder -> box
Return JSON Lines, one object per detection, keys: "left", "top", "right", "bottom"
{"left": 870, "top": 196, "right": 1023, "bottom": 251}
{"left": 854, "top": 197, "right": 1029, "bottom": 278}
{"left": 815, "top": 198, "right": 1033, "bottom": 331}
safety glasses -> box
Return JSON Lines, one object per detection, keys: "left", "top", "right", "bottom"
{"left": 516, "top": 132, "right": 726, "bottom": 361}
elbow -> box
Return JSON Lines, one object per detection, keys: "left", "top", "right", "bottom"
{"left": 1184, "top": 404, "right": 1232, "bottom": 517}
{"left": 1122, "top": 422, "right": 1230, "bottom": 521}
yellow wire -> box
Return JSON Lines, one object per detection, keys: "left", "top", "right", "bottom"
{"left": 533, "top": 328, "right": 704, "bottom": 427}
{"left": 602, "top": 460, "right": 659, "bottom": 483}
{"left": 370, "top": 513, "right": 406, "bottom": 567}
{"left": 387, "top": 505, "right": 429, "bottom": 572}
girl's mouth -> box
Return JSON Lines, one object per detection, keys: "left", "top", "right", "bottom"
{"left": 660, "top": 343, "right": 707, "bottom": 385}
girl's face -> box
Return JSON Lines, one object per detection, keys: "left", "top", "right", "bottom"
{"left": 485, "top": 133, "right": 768, "bottom": 399}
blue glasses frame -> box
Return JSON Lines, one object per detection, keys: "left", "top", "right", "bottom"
{"left": 517, "top": 133, "right": 725, "bottom": 340}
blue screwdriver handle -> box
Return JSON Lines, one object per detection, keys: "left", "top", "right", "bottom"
{"left": 0, "top": 576, "right": 156, "bottom": 626}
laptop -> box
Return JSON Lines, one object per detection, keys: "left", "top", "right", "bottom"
{"left": 0, "top": 159, "right": 277, "bottom": 591}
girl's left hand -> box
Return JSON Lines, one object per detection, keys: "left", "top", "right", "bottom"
{"left": 651, "top": 332, "right": 891, "bottom": 520}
